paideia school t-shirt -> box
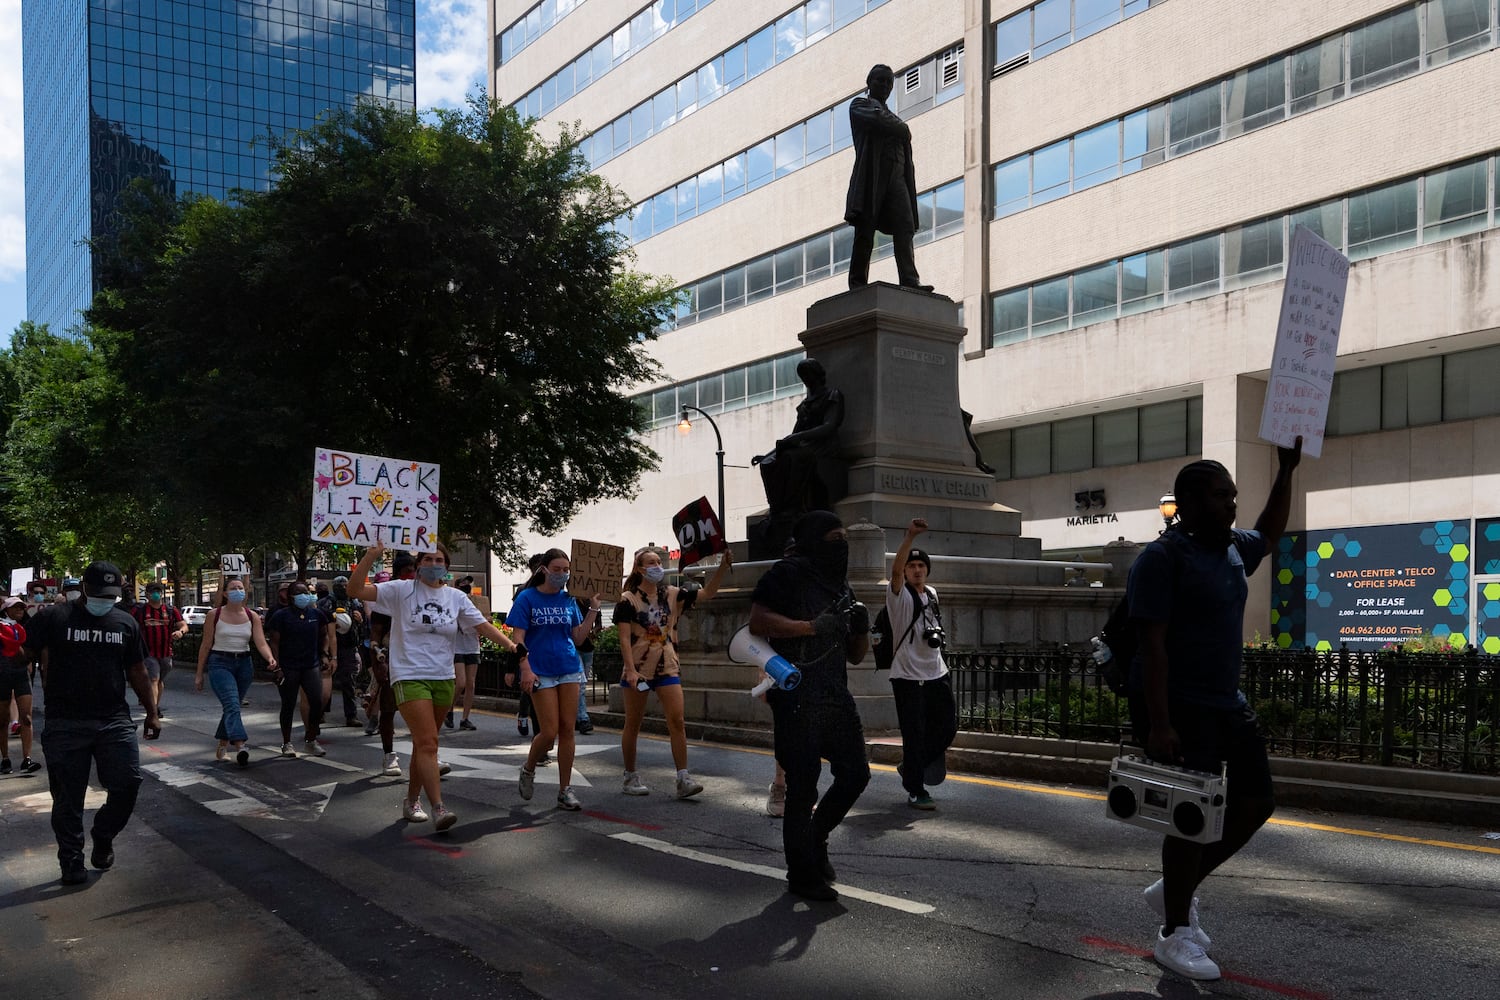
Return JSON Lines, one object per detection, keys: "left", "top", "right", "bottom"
{"left": 505, "top": 588, "right": 582, "bottom": 676}
{"left": 372, "top": 578, "right": 486, "bottom": 682}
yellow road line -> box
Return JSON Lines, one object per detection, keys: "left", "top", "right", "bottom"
{"left": 688, "top": 737, "right": 1500, "bottom": 855}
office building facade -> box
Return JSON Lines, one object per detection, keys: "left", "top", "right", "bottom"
{"left": 493, "top": 0, "right": 1500, "bottom": 646}
{"left": 23, "top": 0, "right": 417, "bottom": 333}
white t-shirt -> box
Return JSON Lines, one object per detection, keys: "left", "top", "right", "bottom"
{"left": 884, "top": 583, "right": 948, "bottom": 681}
{"left": 371, "top": 579, "right": 486, "bottom": 682}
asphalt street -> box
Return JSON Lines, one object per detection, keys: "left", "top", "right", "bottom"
{"left": 2, "top": 674, "right": 1497, "bottom": 1000}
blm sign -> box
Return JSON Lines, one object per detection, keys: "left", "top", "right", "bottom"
{"left": 673, "top": 496, "right": 726, "bottom": 571}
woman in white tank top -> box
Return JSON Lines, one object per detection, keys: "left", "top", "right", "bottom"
{"left": 194, "top": 578, "right": 277, "bottom": 766}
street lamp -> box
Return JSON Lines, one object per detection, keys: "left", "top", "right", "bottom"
{"left": 1158, "top": 493, "right": 1178, "bottom": 530}
{"left": 679, "top": 405, "right": 726, "bottom": 524}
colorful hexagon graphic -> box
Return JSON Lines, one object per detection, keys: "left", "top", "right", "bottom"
{"left": 1315, "top": 639, "right": 1333, "bottom": 651}
{"left": 1486, "top": 583, "right": 1500, "bottom": 601}
{"left": 1435, "top": 535, "right": 1453, "bottom": 554}
{"left": 1486, "top": 523, "right": 1500, "bottom": 543}
{"left": 1420, "top": 527, "right": 1439, "bottom": 546}
{"left": 1278, "top": 568, "right": 1294, "bottom": 585}
{"left": 1436, "top": 520, "right": 1454, "bottom": 536}
{"left": 1452, "top": 633, "right": 1468, "bottom": 650}
{"left": 1485, "top": 636, "right": 1500, "bottom": 654}
{"left": 1277, "top": 632, "right": 1293, "bottom": 648}
{"left": 1448, "top": 596, "right": 1468, "bottom": 617}
{"left": 1315, "top": 591, "right": 1332, "bottom": 608}
{"left": 1432, "top": 623, "right": 1451, "bottom": 638}
{"left": 1449, "top": 562, "right": 1469, "bottom": 581}
{"left": 1305, "top": 550, "right": 1321, "bottom": 567}
{"left": 1486, "top": 600, "right": 1500, "bottom": 619}
{"left": 1316, "top": 541, "right": 1335, "bottom": 559}
{"left": 1432, "top": 589, "right": 1452, "bottom": 608}
{"left": 1450, "top": 543, "right": 1470, "bottom": 563}
{"left": 1306, "top": 566, "right": 1320, "bottom": 584}
{"left": 1331, "top": 533, "right": 1348, "bottom": 550}
{"left": 1451, "top": 524, "right": 1469, "bottom": 543}
{"left": 1344, "top": 540, "right": 1362, "bottom": 557}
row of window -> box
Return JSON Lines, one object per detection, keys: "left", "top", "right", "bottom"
{"left": 993, "top": 0, "right": 1164, "bottom": 74}
{"left": 975, "top": 398, "right": 1204, "bottom": 481}
{"left": 661, "top": 178, "right": 965, "bottom": 331}
{"left": 620, "top": 45, "right": 962, "bottom": 246}
{"left": 513, "top": 0, "right": 716, "bottom": 117}
{"left": 498, "top": 0, "right": 590, "bottom": 64}
{"left": 93, "top": 1, "right": 416, "bottom": 34}
{"left": 566, "top": 0, "right": 898, "bottom": 170}
{"left": 91, "top": 40, "right": 414, "bottom": 77}
{"left": 640, "top": 351, "right": 808, "bottom": 430}
{"left": 92, "top": 21, "right": 413, "bottom": 59}
{"left": 1326, "top": 343, "right": 1500, "bottom": 435}
{"left": 995, "top": 0, "right": 1495, "bottom": 218}
{"left": 991, "top": 154, "right": 1500, "bottom": 347}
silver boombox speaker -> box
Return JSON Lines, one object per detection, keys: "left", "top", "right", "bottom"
{"left": 1105, "top": 748, "right": 1227, "bottom": 845}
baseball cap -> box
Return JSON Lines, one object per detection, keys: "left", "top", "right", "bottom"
{"left": 2, "top": 596, "right": 25, "bottom": 612}
{"left": 906, "top": 548, "right": 932, "bottom": 570}
{"left": 333, "top": 575, "right": 349, "bottom": 584}
{"left": 83, "top": 560, "right": 125, "bottom": 597}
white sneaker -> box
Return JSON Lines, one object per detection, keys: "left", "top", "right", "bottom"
{"left": 556, "top": 786, "right": 582, "bottom": 811}
{"left": 766, "top": 783, "right": 787, "bottom": 818}
{"left": 438, "top": 759, "right": 452, "bottom": 776}
{"left": 432, "top": 805, "right": 458, "bottom": 832}
{"left": 382, "top": 752, "right": 402, "bottom": 777}
{"left": 402, "top": 798, "right": 429, "bottom": 823}
{"left": 1143, "top": 878, "right": 1211, "bottom": 947}
{"left": 519, "top": 767, "right": 535, "bottom": 801}
{"left": 622, "top": 771, "right": 649, "bottom": 796}
{"left": 303, "top": 739, "right": 326, "bottom": 757}
{"left": 675, "top": 772, "right": 704, "bottom": 799}
{"left": 1153, "top": 926, "right": 1220, "bottom": 981}
{"left": 280, "top": 742, "right": 297, "bottom": 758}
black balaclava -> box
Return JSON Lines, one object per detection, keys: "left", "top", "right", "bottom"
{"left": 792, "top": 510, "right": 848, "bottom": 584}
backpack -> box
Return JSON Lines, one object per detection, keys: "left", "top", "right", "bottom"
{"left": 872, "top": 583, "right": 927, "bottom": 671}
{"left": 1093, "top": 529, "right": 1185, "bottom": 695}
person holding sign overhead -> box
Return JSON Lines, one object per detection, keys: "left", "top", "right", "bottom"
{"left": 615, "top": 545, "right": 733, "bottom": 798}
{"left": 348, "top": 540, "right": 519, "bottom": 831}
{"left": 506, "top": 549, "right": 600, "bottom": 811}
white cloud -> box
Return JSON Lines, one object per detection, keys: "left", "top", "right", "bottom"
{"left": 417, "top": 0, "right": 489, "bottom": 110}
{"left": 0, "top": 0, "right": 26, "bottom": 282}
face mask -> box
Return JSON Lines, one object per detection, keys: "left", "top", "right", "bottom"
{"left": 31, "top": 594, "right": 44, "bottom": 603}
{"left": 148, "top": 592, "right": 163, "bottom": 603}
{"left": 546, "top": 570, "right": 570, "bottom": 588}
{"left": 418, "top": 565, "right": 447, "bottom": 583}
{"left": 643, "top": 566, "right": 666, "bottom": 583}
{"left": 226, "top": 590, "right": 247, "bottom": 604}
{"left": 85, "top": 597, "right": 117, "bottom": 617}
{"left": 64, "top": 590, "right": 82, "bottom": 600}
{"left": 805, "top": 538, "right": 850, "bottom": 583}
{"left": 293, "top": 593, "right": 316, "bottom": 610}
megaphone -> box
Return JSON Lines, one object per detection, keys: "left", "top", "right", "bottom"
{"left": 728, "top": 625, "right": 801, "bottom": 696}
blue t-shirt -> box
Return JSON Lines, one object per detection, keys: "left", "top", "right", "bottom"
{"left": 505, "top": 588, "right": 582, "bottom": 676}
{"left": 1126, "top": 526, "right": 1265, "bottom": 710}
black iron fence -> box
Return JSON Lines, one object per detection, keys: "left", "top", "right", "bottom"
{"left": 473, "top": 650, "right": 623, "bottom": 707}
{"left": 948, "top": 646, "right": 1500, "bottom": 775}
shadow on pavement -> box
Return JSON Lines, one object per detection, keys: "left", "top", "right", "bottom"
{"left": 658, "top": 892, "right": 846, "bottom": 971}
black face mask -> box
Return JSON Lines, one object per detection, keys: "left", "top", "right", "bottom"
{"left": 804, "top": 537, "right": 849, "bottom": 583}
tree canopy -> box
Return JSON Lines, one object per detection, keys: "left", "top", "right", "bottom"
{"left": 17, "top": 97, "right": 675, "bottom": 571}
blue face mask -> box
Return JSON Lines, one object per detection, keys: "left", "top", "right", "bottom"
{"left": 226, "top": 590, "right": 247, "bottom": 604}
{"left": 85, "top": 597, "right": 117, "bottom": 617}
{"left": 644, "top": 566, "right": 666, "bottom": 583}
{"left": 546, "top": 570, "right": 570, "bottom": 588}
{"left": 293, "top": 593, "right": 316, "bottom": 610}
{"left": 418, "top": 565, "right": 447, "bottom": 583}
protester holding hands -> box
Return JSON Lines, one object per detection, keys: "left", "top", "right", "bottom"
{"left": 348, "top": 539, "right": 519, "bottom": 831}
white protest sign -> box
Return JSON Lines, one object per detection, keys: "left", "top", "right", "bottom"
{"left": 1259, "top": 226, "right": 1350, "bottom": 458}
{"left": 220, "top": 553, "right": 250, "bottom": 575}
{"left": 311, "top": 447, "right": 441, "bottom": 552}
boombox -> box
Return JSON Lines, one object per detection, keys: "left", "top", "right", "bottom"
{"left": 1105, "top": 750, "right": 1227, "bottom": 844}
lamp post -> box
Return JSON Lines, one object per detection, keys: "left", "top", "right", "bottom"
{"left": 678, "top": 405, "right": 726, "bottom": 523}
{"left": 1158, "top": 493, "right": 1178, "bottom": 530}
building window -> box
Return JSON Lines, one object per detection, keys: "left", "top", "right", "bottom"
{"left": 1350, "top": 4, "right": 1422, "bottom": 93}
{"left": 1443, "top": 344, "right": 1500, "bottom": 421}
{"left": 1347, "top": 177, "right": 1418, "bottom": 260}
{"left": 977, "top": 398, "right": 1201, "bottom": 480}
{"left": 1168, "top": 81, "right": 1222, "bottom": 156}
{"left": 1326, "top": 368, "right": 1382, "bottom": 435}
{"left": 1052, "top": 416, "right": 1094, "bottom": 472}
{"left": 1426, "top": 0, "right": 1491, "bottom": 65}
{"left": 1167, "top": 233, "right": 1221, "bottom": 300}
{"left": 1013, "top": 424, "right": 1052, "bottom": 478}
{"left": 992, "top": 288, "right": 1030, "bottom": 346}
{"left": 1225, "top": 56, "right": 1286, "bottom": 137}
{"left": 1093, "top": 408, "right": 1138, "bottom": 466}
{"left": 1423, "top": 158, "right": 1490, "bottom": 241}
{"left": 1225, "top": 216, "right": 1285, "bottom": 289}
{"left": 1382, "top": 357, "right": 1443, "bottom": 428}
{"left": 1139, "top": 400, "right": 1191, "bottom": 461}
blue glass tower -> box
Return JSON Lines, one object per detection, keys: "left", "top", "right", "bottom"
{"left": 23, "top": 1, "right": 417, "bottom": 334}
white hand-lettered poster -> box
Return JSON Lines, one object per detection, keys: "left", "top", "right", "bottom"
{"left": 311, "top": 448, "right": 440, "bottom": 551}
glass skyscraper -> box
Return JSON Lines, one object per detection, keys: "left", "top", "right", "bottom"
{"left": 23, "top": 0, "right": 417, "bottom": 333}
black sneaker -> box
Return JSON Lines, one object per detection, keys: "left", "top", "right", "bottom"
{"left": 923, "top": 755, "right": 947, "bottom": 787}
{"left": 459, "top": 719, "right": 477, "bottom": 731}
{"left": 517, "top": 713, "right": 529, "bottom": 737}
{"left": 787, "top": 877, "right": 838, "bottom": 902}
{"left": 0, "top": 758, "right": 11, "bottom": 775}
{"left": 60, "top": 863, "right": 88, "bottom": 886}
{"left": 20, "top": 757, "right": 41, "bottom": 774}
{"left": 444, "top": 710, "right": 455, "bottom": 729}
{"left": 90, "top": 839, "right": 115, "bottom": 870}
{"left": 576, "top": 718, "right": 594, "bottom": 735}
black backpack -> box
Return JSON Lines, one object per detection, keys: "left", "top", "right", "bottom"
{"left": 1094, "top": 529, "right": 1185, "bottom": 694}
{"left": 872, "top": 583, "right": 930, "bottom": 670}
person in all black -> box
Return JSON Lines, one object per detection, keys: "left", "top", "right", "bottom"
{"left": 266, "top": 581, "right": 335, "bottom": 758}
{"left": 749, "top": 510, "right": 871, "bottom": 902}
{"left": 27, "top": 561, "right": 155, "bottom": 885}
{"left": 319, "top": 574, "right": 365, "bottom": 727}
{"left": 1, "top": 596, "right": 42, "bottom": 774}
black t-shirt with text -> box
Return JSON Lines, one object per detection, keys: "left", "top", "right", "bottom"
{"left": 267, "top": 606, "right": 332, "bottom": 670}
{"left": 28, "top": 601, "right": 148, "bottom": 720}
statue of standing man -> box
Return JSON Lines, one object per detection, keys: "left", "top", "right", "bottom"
{"left": 845, "top": 64, "right": 933, "bottom": 293}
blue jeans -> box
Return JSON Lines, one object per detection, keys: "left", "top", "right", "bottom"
{"left": 40, "top": 716, "right": 142, "bottom": 867}
{"left": 576, "top": 651, "right": 594, "bottom": 722}
{"left": 208, "top": 652, "right": 255, "bottom": 743}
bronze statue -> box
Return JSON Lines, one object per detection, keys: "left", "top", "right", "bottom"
{"left": 751, "top": 359, "right": 845, "bottom": 558}
{"left": 844, "top": 64, "right": 932, "bottom": 293}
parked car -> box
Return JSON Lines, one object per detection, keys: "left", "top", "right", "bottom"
{"left": 181, "top": 605, "right": 212, "bottom": 628}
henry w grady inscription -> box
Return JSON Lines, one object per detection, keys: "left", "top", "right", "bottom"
{"left": 878, "top": 472, "right": 991, "bottom": 500}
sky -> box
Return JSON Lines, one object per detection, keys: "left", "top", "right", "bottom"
{"left": 0, "top": 0, "right": 489, "bottom": 339}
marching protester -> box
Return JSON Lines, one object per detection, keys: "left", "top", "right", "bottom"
{"left": 616, "top": 545, "right": 733, "bottom": 798}
{"left": 348, "top": 540, "right": 519, "bottom": 831}
{"left": 26, "top": 562, "right": 156, "bottom": 885}
{"left": 573, "top": 593, "right": 598, "bottom": 735}
{"left": 0, "top": 596, "right": 42, "bottom": 774}
{"left": 449, "top": 576, "right": 481, "bottom": 731}
{"left": 131, "top": 581, "right": 187, "bottom": 719}
{"left": 749, "top": 511, "right": 871, "bottom": 901}
{"left": 507, "top": 548, "right": 600, "bottom": 811}
{"left": 266, "top": 581, "right": 335, "bottom": 758}
{"left": 885, "top": 518, "right": 957, "bottom": 810}
{"left": 1128, "top": 439, "right": 1301, "bottom": 981}
{"left": 195, "top": 578, "right": 277, "bottom": 765}
{"left": 318, "top": 575, "right": 365, "bottom": 727}
{"left": 363, "top": 556, "right": 415, "bottom": 777}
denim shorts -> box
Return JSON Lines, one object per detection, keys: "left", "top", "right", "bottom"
{"left": 533, "top": 670, "right": 586, "bottom": 690}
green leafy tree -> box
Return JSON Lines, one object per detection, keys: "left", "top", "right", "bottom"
{"left": 89, "top": 97, "right": 675, "bottom": 566}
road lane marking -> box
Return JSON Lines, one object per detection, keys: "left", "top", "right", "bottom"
{"left": 608, "top": 831, "right": 935, "bottom": 915}
{"left": 1264, "top": 818, "right": 1500, "bottom": 855}
{"left": 1080, "top": 936, "right": 1331, "bottom": 1000}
